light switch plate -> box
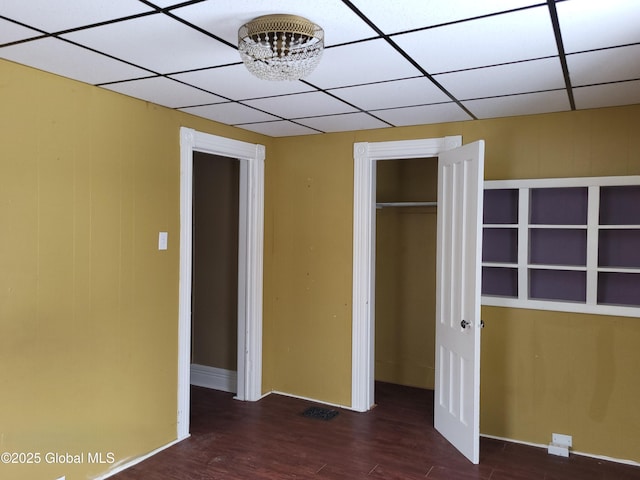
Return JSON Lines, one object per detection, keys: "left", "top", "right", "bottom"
{"left": 158, "top": 232, "right": 168, "bottom": 250}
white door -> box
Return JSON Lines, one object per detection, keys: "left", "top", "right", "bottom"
{"left": 434, "top": 140, "right": 485, "bottom": 464}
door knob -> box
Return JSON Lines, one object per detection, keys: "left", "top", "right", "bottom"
{"left": 461, "top": 320, "right": 470, "bottom": 329}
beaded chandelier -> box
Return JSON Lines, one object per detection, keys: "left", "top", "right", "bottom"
{"left": 238, "top": 14, "right": 324, "bottom": 81}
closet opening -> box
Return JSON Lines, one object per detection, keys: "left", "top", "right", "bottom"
{"left": 374, "top": 157, "right": 438, "bottom": 404}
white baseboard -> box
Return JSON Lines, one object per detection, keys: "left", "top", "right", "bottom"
{"left": 270, "top": 390, "right": 350, "bottom": 410}
{"left": 481, "top": 434, "right": 640, "bottom": 468}
{"left": 97, "top": 437, "right": 185, "bottom": 479}
{"left": 190, "top": 364, "right": 237, "bottom": 393}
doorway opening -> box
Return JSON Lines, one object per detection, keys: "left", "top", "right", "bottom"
{"left": 190, "top": 153, "right": 239, "bottom": 394}
{"left": 178, "top": 127, "right": 265, "bottom": 440}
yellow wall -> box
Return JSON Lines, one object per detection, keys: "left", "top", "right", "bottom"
{"left": 375, "top": 206, "right": 437, "bottom": 388}
{"left": 263, "top": 105, "right": 640, "bottom": 463}
{"left": 481, "top": 307, "right": 640, "bottom": 462}
{"left": 0, "top": 59, "right": 270, "bottom": 480}
{"left": 262, "top": 133, "right": 355, "bottom": 405}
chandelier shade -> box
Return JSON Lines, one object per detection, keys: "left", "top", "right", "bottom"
{"left": 238, "top": 14, "right": 324, "bottom": 81}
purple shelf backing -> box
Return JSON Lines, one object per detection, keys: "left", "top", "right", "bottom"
{"left": 483, "top": 228, "right": 518, "bottom": 263}
{"left": 529, "top": 228, "right": 587, "bottom": 266}
{"left": 598, "top": 272, "right": 640, "bottom": 307}
{"left": 482, "top": 267, "right": 517, "bottom": 297}
{"left": 530, "top": 187, "right": 588, "bottom": 225}
{"left": 529, "top": 269, "right": 586, "bottom": 302}
{"left": 483, "top": 189, "right": 518, "bottom": 224}
{"left": 600, "top": 185, "right": 640, "bottom": 225}
{"left": 599, "top": 229, "right": 640, "bottom": 268}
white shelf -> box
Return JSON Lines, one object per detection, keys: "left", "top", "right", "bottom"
{"left": 527, "top": 264, "right": 587, "bottom": 271}
{"left": 597, "top": 267, "right": 640, "bottom": 274}
{"left": 482, "top": 295, "right": 640, "bottom": 318}
{"left": 528, "top": 224, "right": 587, "bottom": 229}
{"left": 598, "top": 224, "right": 640, "bottom": 229}
{"left": 376, "top": 201, "right": 437, "bottom": 208}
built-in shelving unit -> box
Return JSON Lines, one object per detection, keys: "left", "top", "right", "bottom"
{"left": 482, "top": 176, "right": 640, "bottom": 317}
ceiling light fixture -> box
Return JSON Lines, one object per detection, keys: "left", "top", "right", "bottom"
{"left": 238, "top": 14, "right": 324, "bottom": 81}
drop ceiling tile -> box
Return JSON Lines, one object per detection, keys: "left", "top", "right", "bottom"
{"left": 350, "top": 0, "right": 542, "bottom": 34}
{"left": 435, "top": 57, "right": 565, "bottom": 100}
{"left": 171, "top": 64, "right": 315, "bottom": 101}
{"left": 181, "top": 102, "right": 278, "bottom": 124}
{"left": 462, "top": 90, "right": 570, "bottom": 119}
{"left": 557, "top": 0, "right": 640, "bottom": 53}
{"left": 567, "top": 44, "right": 640, "bottom": 87}
{"left": 0, "top": 19, "right": 42, "bottom": 44}
{"left": 373, "top": 102, "right": 472, "bottom": 127}
{"left": 102, "top": 76, "right": 226, "bottom": 108}
{"left": 330, "top": 77, "right": 450, "bottom": 111}
{"left": 305, "top": 39, "right": 421, "bottom": 89}
{"left": 171, "top": 0, "right": 377, "bottom": 47}
{"left": 394, "top": 5, "right": 557, "bottom": 74}
{"left": 2, "top": 1, "right": 639, "bottom": 137}
{"left": 242, "top": 91, "right": 357, "bottom": 119}
{"left": 0, "top": 0, "right": 152, "bottom": 33}
{"left": 297, "top": 112, "right": 390, "bottom": 133}
{"left": 146, "top": 0, "right": 188, "bottom": 7}
{"left": 62, "top": 14, "right": 238, "bottom": 74}
{"left": 573, "top": 80, "right": 640, "bottom": 110}
{"left": 237, "top": 120, "right": 320, "bottom": 137}
{"left": 0, "top": 37, "right": 151, "bottom": 84}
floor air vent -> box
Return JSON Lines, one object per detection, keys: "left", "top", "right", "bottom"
{"left": 302, "top": 406, "right": 339, "bottom": 421}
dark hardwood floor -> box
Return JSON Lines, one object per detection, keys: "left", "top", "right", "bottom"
{"left": 111, "top": 382, "right": 640, "bottom": 479}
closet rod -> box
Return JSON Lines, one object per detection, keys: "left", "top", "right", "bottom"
{"left": 376, "top": 201, "right": 437, "bottom": 209}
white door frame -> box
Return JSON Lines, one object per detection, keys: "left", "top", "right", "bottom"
{"left": 177, "top": 127, "right": 265, "bottom": 440}
{"left": 351, "top": 136, "right": 462, "bottom": 412}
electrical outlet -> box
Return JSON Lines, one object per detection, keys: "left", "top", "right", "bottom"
{"left": 548, "top": 443, "right": 569, "bottom": 457}
{"left": 552, "top": 433, "right": 573, "bottom": 447}
{"left": 548, "top": 433, "right": 572, "bottom": 457}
